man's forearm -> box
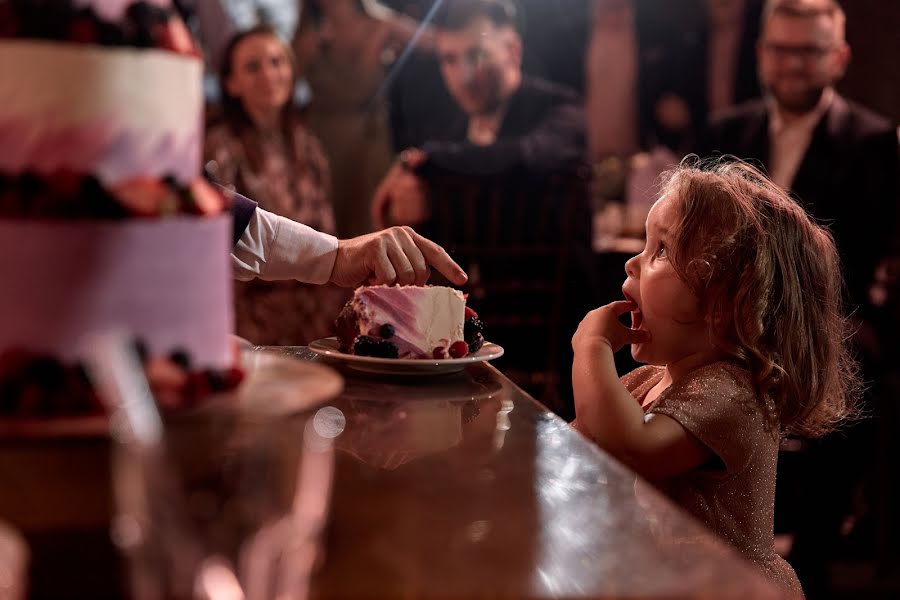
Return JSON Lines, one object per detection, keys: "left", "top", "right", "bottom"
{"left": 231, "top": 208, "right": 338, "bottom": 284}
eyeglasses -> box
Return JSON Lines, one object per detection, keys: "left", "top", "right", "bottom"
{"left": 762, "top": 42, "right": 836, "bottom": 61}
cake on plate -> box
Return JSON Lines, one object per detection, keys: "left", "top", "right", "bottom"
{"left": 0, "top": 0, "right": 238, "bottom": 415}
{"left": 335, "top": 285, "right": 485, "bottom": 359}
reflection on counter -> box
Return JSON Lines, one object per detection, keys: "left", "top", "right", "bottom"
{"left": 325, "top": 368, "right": 508, "bottom": 470}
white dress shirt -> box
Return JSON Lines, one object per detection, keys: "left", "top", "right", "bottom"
{"left": 231, "top": 208, "right": 339, "bottom": 284}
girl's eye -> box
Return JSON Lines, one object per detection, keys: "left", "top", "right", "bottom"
{"left": 655, "top": 244, "right": 668, "bottom": 259}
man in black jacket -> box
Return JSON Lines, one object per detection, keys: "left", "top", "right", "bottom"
{"left": 370, "top": 0, "right": 593, "bottom": 416}
{"left": 371, "top": 0, "right": 586, "bottom": 229}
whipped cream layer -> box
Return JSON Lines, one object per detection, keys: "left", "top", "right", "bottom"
{"left": 0, "top": 40, "right": 202, "bottom": 186}
{"left": 352, "top": 286, "right": 465, "bottom": 358}
{"left": 0, "top": 216, "right": 233, "bottom": 368}
{"left": 74, "top": 0, "right": 171, "bottom": 21}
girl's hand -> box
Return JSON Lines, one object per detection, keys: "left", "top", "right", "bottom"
{"left": 572, "top": 300, "right": 650, "bottom": 353}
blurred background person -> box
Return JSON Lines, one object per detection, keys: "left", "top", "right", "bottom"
{"left": 205, "top": 25, "right": 348, "bottom": 346}
{"left": 302, "top": 0, "right": 436, "bottom": 238}
{"left": 191, "top": 0, "right": 300, "bottom": 80}
{"left": 371, "top": 0, "right": 593, "bottom": 415}
{"left": 701, "top": 0, "right": 897, "bottom": 325}
{"left": 372, "top": 0, "right": 586, "bottom": 228}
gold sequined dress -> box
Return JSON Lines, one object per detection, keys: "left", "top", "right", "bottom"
{"left": 623, "top": 362, "right": 804, "bottom": 598}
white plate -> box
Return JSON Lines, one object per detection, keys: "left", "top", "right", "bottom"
{"left": 308, "top": 337, "right": 504, "bottom": 376}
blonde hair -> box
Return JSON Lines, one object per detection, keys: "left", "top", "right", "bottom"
{"left": 661, "top": 157, "right": 860, "bottom": 438}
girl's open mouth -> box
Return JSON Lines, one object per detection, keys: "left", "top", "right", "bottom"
{"left": 622, "top": 291, "right": 643, "bottom": 330}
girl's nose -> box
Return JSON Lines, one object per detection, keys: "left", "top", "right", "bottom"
{"left": 624, "top": 254, "right": 638, "bottom": 278}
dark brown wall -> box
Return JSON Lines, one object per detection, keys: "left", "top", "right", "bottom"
{"left": 839, "top": 0, "right": 900, "bottom": 123}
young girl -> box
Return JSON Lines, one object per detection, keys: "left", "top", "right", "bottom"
{"left": 572, "top": 159, "right": 859, "bottom": 597}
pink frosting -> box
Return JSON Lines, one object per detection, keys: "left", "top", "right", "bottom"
{"left": 0, "top": 119, "right": 200, "bottom": 184}
{"left": 0, "top": 217, "right": 233, "bottom": 368}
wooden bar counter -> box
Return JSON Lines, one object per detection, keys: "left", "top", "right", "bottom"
{"left": 0, "top": 347, "right": 785, "bottom": 598}
{"left": 269, "top": 347, "right": 785, "bottom": 599}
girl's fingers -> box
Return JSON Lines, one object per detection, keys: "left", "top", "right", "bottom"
{"left": 623, "top": 327, "right": 651, "bottom": 344}
{"left": 607, "top": 299, "right": 637, "bottom": 315}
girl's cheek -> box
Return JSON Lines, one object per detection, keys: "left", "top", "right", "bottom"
{"left": 641, "top": 279, "right": 701, "bottom": 324}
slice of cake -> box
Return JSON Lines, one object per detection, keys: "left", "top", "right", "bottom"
{"left": 335, "top": 285, "right": 484, "bottom": 359}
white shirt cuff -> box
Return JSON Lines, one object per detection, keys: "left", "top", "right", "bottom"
{"left": 231, "top": 208, "right": 339, "bottom": 284}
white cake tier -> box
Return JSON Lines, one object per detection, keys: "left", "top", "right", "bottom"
{"left": 0, "top": 216, "right": 233, "bottom": 368}
{"left": 0, "top": 40, "right": 202, "bottom": 185}
{"left": 74, "top": 0, "right": 171, "bottom": 21}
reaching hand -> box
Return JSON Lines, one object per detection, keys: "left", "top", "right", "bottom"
{"left": 572, "top": 300, "right": 651, "bottom": 353}
{"left": 371, "top": 149, "right": 430, "bottom": 230}
{"left": 330, "top": 226, "right": 467, "bottom": 288}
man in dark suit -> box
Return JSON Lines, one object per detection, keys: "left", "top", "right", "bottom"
{"left": 700, "top": 1, "right": 898, "bottom": 595}
{"left": 701, "top": 0, "right": 897, "bottom": 314}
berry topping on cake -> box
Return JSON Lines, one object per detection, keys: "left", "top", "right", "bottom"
{"left": 448, "top": 341, "right": 469, "bottom": 359}
{"left": 464, "top": 317, "right": 485, "bottom": 353}
{"left": 353, "top": 335, "right": 400, "bottom": 359}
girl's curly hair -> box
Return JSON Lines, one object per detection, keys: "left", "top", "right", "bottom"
{"left": 660, "top": 156, "right": 861, "bottom": 437}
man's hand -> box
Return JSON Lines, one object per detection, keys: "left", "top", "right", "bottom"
{"left": 371, "top": 149, "right": 430, "bottom": 230}
{"left": 330, "top": 226, "right": 468, "bottom": 287}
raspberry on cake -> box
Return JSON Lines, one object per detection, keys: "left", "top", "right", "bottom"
{"left": 335, "top": 285, "right": 484, "bottom": 359}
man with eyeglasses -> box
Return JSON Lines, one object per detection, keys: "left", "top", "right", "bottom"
{"left": 701, "top": 1, "right": 898, "bottom": 596}
{"left": 702, "top": 0, "right": 896, "bottom": 311}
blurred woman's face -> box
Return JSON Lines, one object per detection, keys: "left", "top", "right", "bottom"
{"left": 226, "top": 33, "right": 294, "bottom": 117}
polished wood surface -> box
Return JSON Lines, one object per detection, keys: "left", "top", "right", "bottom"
{"left": 0, "top": 348, "right": 785, "bottom": 598}
{"left": 265, "top": 347, "right": 785, "bottom": 599}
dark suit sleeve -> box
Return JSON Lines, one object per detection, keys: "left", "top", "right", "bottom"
{"left": 418, "top": 103, "right": 586, "bottom": 177}
{"left": 224, "top": 186, "right": 258, "bottom": 247}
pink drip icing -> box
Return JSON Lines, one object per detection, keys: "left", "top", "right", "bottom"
{"left": 0, "top": 118, "right": 199, "bottom": 184}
